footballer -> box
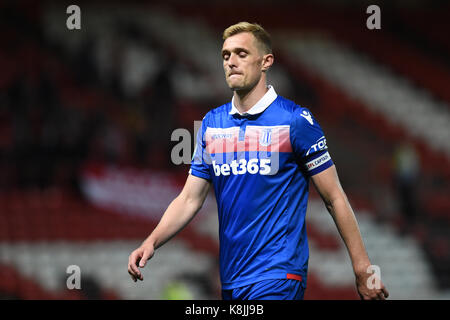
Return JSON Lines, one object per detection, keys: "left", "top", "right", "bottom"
{"left": 128, "top": 22, "right": 389, "bottom": 300}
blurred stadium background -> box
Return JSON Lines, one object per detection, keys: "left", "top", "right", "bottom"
{"left": 0, "top": 0, "right": 449, "bottom": 300}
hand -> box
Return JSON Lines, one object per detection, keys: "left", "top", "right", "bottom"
{"left": 355, "top": 269, "right": 389, "bottom": 300}
{"left": 127, "top": 244, "right": 154, "bottom": 282}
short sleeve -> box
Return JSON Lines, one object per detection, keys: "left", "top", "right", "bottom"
{"left": 189, "top": 115, "right": 212, "bottom": 181}
{"left": 290, "top": 107, "right": 334, "bottom": 176}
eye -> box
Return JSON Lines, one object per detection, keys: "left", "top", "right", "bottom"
{"left": 239, "top": 52, "right": 247, "bottom": 58}
{"left": 222, "top": 53, "right": 230, "bottom": 60}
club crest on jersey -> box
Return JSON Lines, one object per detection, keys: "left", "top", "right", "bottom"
{"left": 300, "top": 110, "right": 314, "bottom": 125}
{"left": 259, "top": 128, "right": 272, "bottom": 147}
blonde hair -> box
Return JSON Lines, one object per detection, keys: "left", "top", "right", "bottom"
{"left": 223, "top": 22, "right": 272, "bottom": 54}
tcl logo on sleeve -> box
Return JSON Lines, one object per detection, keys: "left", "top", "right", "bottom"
{"left": 306, "top": 136, "right": 327, "bottom": 156}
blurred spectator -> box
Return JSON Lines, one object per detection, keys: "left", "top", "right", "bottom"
{"left": 0, "top": 2, "right": 183, "bottom": 193}
{"left": 72, "top": 36, "right": 99, "bottom": 87}
{"left": 161, "top": 280, "right": 194, "bottom": 300}
{"left": 393, "top": 142, "right": 421, "bottom": 228}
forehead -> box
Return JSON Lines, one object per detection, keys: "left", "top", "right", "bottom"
{"left": 222, "top": 32, "right": 258, "bottom": 51}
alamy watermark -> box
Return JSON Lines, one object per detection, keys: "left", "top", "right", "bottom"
{"left": 65, "top": 5, "right": 380, "bottom": 31}
{"left": 66, "top": 5, "right": 81, "bottom": 30}
{"left": 66, "top": 265, "right": 81, "bottom": 289}
{"left": 366, "top": 264, "right": 382, "bottom": 289}
{"left": 366, "top": 5, "right": 381, "bottom": 30}
{"left": 171, "top": 121, "right": 202, "bottom": 165}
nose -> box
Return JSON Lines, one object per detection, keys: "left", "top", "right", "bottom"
{"left": 227, "top": 52, "right": 238, "bottom": 68}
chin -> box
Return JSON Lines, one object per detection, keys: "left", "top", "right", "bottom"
{"left": 227, "top": 77, "right": 245, "bottom": 89}
{"left": 227, "top": 81, "right": 248, "bottom": 91}
{"left": 227, "top": 84, "right": 242, "bottom": 91}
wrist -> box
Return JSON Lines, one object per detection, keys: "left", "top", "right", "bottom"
{"left": 142, "top": 237, "right": 157, "bottom": 250}
{"left": 353, "top": 260, "right": 371, "bottom": 275}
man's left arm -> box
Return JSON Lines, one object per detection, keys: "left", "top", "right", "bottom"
{"left": 311, "top": 165, "right": 389, "bottom": 300}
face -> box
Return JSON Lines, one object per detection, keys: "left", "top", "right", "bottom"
{"left": 222, "top": 32, "right": 269, "bottom": 92}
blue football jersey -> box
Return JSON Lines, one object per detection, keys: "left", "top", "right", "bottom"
{"left": 189, "top": 86, "right": 333, "bottom": 289}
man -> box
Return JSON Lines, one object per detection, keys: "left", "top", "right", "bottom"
{"left": 128, "top": 22, "right": 389, "bottom": 300}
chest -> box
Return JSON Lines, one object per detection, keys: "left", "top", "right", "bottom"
{"left": 205, "top": 124, "right": 292, "bottom": 155}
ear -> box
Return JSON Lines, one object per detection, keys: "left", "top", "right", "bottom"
{"left": 261, "top": 54, "right": 274, "bottom": 72}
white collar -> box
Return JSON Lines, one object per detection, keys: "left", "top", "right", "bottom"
{"left": 229, "top": 85, "right": 277, "bottom": 116}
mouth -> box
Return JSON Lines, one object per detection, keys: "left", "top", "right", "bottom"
{"left": 228, "top": 69, "right": 242, "bottom": 75}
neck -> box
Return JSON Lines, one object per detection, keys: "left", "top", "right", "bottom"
{"left": 233, "top": 78, "right": 269, "bottom": 114}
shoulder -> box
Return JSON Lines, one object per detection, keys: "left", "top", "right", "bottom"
{"left": 272, "top": 95, "right": 299, "bottom": 113}
{"left": 273, "top": 96, "right": 317, "bottom": 127}
{"left": 210, "top": 102, "right": 232, "bottom": 116}
{"left": 274, "top": 96, "right": 311, "bottom": 117}
{"left": 202, "top": 102, "right": 231, "bottom": 123}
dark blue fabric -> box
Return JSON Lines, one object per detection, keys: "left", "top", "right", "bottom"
{"left": 222, "top": 279, "right": 305, "bottom": 300}
{"left": 190, "top": 95, "right": 333, "bottom": 290}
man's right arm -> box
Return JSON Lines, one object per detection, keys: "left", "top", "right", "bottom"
{"left": 127, "top": 174, "right": 211, "bottom": 282}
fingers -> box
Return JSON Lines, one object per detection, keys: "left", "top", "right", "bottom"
{"left": 128, "top": 269, "right": 137, "bottom": 282}
{"left": 128, "top": 247, "right": 154, "bottom": 282}
{"left": 374, "top": 284, "right": 389, "bottom": 300}
{"left": 376, "top": 290, "right": 386, "bottom": 300}
{"left": 358, "top": 277, "right": 389, "bottom": 300}
{"left": 381, "top": 286, "right": 389, "bottom": 298}
{"left": 139, "top": 249, "right": 152, "bottom": 268}
{"left": 361, "top": 292, "right": 381, "bottom": 300}
{"left": 128, "top": 250, "right": 143, "bottom": 282}
{"left": 360, "top": 287, "right": 389, "bottom": 300}
{"left": 128, "top": 260, "right": 139, "bottom": 282}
